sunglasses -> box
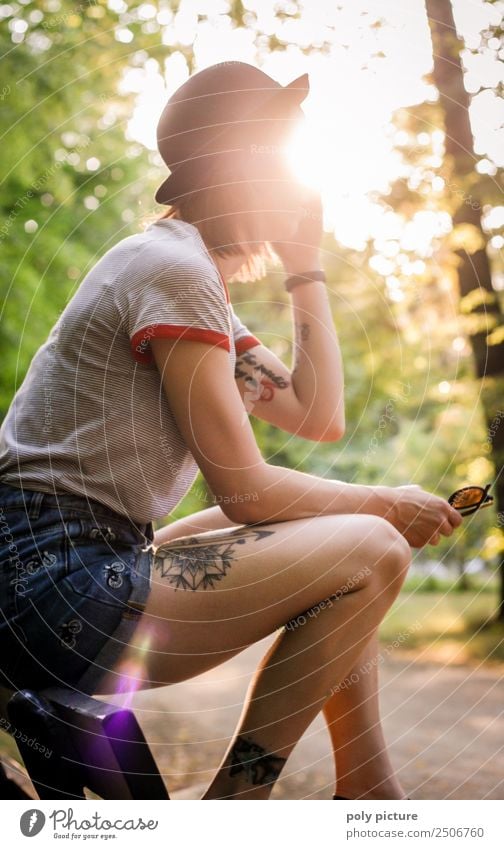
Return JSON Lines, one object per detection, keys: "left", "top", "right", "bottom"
{"left": 447, "top": 483, "right": 494, "bottom": 517}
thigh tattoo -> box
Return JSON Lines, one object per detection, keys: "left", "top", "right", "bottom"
{"left": 154, "top": 527, "right": 275, "bottom": 591}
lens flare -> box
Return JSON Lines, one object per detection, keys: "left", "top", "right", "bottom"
{"left": 114, "top": 629, "right": 154, "bottom": 709}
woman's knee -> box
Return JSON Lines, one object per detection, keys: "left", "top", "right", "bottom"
{"left": 365, "top": 517, "right": 411, "bottom": 592}
{"left": 311, "top": 514, "right": 409, "bottom": 600}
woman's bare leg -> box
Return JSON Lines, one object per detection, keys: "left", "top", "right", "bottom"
{"left": 157, "top": 508, "right": 407, "bottom": 798}
{"left": 323, "top": 630, "right": 407, "bottom": 799}
{"left": 153, "top": 505, "right": 240, "bottom": 548}
{"left": 200, "top": 559, "right": 409, "bottom": 800}
{"left": 152, "top": 507, "right": 408, "bottom": 800}
{"left": 102, "top": 511, "right": 411, "bottom": 799}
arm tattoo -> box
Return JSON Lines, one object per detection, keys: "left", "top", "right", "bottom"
{"left": 292, "top": 321, "right": 311, "bottom": 375}
{"left": 234, "top": 350, "right": 289, "bottom": 403}
{"left": 225, "top": 735, "right": 287, "bottom": 787}
{"left": 296, "top": 321, "right": 311, "bottom": 342}
{"left": 154, "top": 527, "right": 274, "bottom": 591}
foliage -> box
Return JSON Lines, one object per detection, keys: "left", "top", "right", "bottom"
{"left": 0, "top": 0, "right": 168, "bottom": 411}
{"left": 1, "top": 1, "right": 501, "bottom": 583}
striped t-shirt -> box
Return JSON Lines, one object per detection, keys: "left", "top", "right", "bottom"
{"left": 0, "top": 218, "right": 261, "bottom": 524}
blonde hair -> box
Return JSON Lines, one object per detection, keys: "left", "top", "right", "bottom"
{"left": 147, "top": 165, "right": 290, "bottom": 283}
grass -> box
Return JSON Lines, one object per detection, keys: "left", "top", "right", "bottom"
{"left": 380, "top": 587, "right": 504, "bottom": 665}
{"left": 403, "top": 573, "right": 498, "bottom": 594}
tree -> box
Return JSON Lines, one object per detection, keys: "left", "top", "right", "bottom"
{"left": 424, "top": 0, "right": 504, "bottom": 617}
{"left": 0, "top": 0, "right": 161, "bottom": 413}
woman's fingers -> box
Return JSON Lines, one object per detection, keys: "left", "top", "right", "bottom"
{"left": 448, "top": 505, "right": 464, "bottom": 529}
{"left": 388, "top": 485, "right": 464, "bottom": 549}
{"left": 426, "top": 516, "right": 453, "bottom": 545}
{"left": 439, "top": 517, "right": 454, "bottom": 537}
{"left": 409, "top": 518, "right": 450, "bottom": 547}
{"left": 428, "top": 499, "right": 462, "bottom": 538}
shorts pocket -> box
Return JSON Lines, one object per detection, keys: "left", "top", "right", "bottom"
{"left": 6, "top": 576, "right": 130, "bottom": 692}
{"left": 63, "top": 522, "right": 138, "bottom": 611}
{"left": 5, "top": 550, "right": 148, "bottom": 693}
{"left": 1, "top": 508, "right": 152, "bottom": 692}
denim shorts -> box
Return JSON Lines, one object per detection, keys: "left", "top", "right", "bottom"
{"left": 0, "top": 481, "right": 154, "bottom": 695}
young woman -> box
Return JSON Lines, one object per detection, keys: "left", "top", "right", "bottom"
{"left": 0, "top": 61, "right": 462, "bottom": 801}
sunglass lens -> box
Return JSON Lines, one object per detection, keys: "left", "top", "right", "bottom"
{"left": 448, "top": 487, "right": 484, "bottom": 510}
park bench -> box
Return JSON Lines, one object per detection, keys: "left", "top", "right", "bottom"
{"left": 0, "top": 686, "right": 169, "bottom": 799}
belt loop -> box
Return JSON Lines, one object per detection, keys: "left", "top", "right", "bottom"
{"left": 27, "top": 490, "right": 45, "bottom": 520}
{"left": 144, "top": 521, "right": 155, "bottom": 547}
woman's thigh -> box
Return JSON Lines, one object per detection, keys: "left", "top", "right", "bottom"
{"left": 100, "top": 512, "right": 410, "bottom": 692}
{"left": 153, "top": 505, "right": 238, "bottom": 547}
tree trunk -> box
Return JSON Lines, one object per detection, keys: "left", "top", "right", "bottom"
{"left": 456, "top": 558, "right": 470, "bottom": 592}
{"left": 425, "top": 0, "right": 504, "bottom": 619}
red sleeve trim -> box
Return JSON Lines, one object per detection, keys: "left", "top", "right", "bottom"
{"left": 131, "top": 324, "right": 230, "bottom": 364}
{"left": 235, "top": 334, "right": 262, "bottom": 355}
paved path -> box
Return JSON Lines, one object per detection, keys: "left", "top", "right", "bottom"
{"left": 111, "top": 637, "right": 504, "bottom": 800}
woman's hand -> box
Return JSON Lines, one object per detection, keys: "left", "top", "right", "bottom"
{"left": 271, "top": 187, "right": 323, "bottom": 275}
{"left": 379, "top": 484, "right": 463, "bottom": 549}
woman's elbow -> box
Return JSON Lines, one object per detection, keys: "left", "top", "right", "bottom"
{"left": 300, "top": 418, "right": 345, "bottom": 443}
{"left": 220, "top": 500, "right": 263, "bottom": 526}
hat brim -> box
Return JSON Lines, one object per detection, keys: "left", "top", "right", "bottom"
{"left": 154, "top": 72, "right": 310, "bottom": 206}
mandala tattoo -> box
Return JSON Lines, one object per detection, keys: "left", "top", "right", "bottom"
{"left": 154, "top": 527, "right": 274, "bottom": 591}
{"left": 226, "top": 735, "right": 287, "bottom": 786}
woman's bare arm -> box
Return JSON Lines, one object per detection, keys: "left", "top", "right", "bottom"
{"left": 151, "top": 337, "right": 462, "bottom": 547}
{"left": 234, "top": 280, "right": 344, "bottom": 441}
{"left": 288, "top": 278, "right": 345, "bottom": 437}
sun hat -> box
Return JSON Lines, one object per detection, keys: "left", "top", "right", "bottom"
{"left": 154, "top": 61, "right": 309, "bottom": 205}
